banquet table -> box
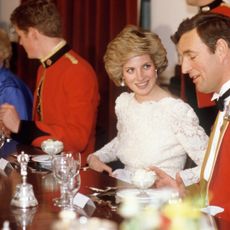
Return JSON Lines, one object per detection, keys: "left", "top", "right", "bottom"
{"left": 0, "top": 145, "right": 230, "bottom": 230}
{"left": 0, "top": 152, "right": 127, "bottom": 230}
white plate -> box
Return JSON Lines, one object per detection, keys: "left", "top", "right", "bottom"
{"left": 32, "top": 155, "right": 51, "bottom": 164}
{"left": 116, "top": 188, "right": 178, "bottom": 207}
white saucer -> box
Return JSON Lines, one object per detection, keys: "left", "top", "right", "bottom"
{"left": 116, "top": 188, "right": 178, "bottom": 207}
{"left": 32, "top": 155, "right": 51, "bottom": 164}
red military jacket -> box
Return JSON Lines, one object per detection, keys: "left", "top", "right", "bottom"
{"left": 201, "top": 5, "right": 230, "bottom": 220}
{"left": 200, "top": 111, "right": 230, "bottom": 221}
{"left": 208, "top": 120, "right": 230, "bottom": 220}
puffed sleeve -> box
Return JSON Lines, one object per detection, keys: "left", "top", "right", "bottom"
{"left": 170, "top": 99, "right": 209, "bottom": 186}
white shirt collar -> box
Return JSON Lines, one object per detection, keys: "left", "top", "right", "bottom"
{"left": 211, "top": 80, "right": 230, "bottom": 101}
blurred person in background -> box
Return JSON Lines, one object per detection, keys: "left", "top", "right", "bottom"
{"left": 0, "top": 28, "right": 33, "bottom": 158}
{"left": 186, "top": 0, "right": 230, "bottom": 13}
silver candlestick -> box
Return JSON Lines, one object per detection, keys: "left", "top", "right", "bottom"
{"left": 11, "top": 151, "right": 38, "bottom": 208}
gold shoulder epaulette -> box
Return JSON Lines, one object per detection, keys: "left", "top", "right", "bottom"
{"left": 64, "top": 53, "right": 78, "bottom": 64}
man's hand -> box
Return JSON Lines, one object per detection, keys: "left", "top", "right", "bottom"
{"left": 0, "top": 103, "right": 20, "bottom": 133}
{"left": 87, "top": 154, "right": 113, "bottom": 176}
{"left": 149, "top": 166, "right": 186, "bottom": 197}
{"left": 0, "top": 121, "right": 11, "bottom": 138}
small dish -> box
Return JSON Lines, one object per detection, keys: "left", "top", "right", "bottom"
{"left": 32, "top": 155, "right": 52, "bottom": 171}
{"left": 116, "top": 188, "right": 178, "bottom": 208}
{"left": 132, "top": 169, "right": 156, "bottom": 189}
{"left": 41, "top": 139, "right": 64, "bottom": 156}
{"left": 32, "top": 155, "right": 51, "bottom": 164}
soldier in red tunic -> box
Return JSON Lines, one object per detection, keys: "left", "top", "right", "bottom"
{"left": 0, "top": 0, "right": 99, "bottom": 165}
{"left": 183, "top": 0, "right": 230, "bottom": 135}
{"left": 172, "top": 12, "right": 230, "bottom": 221}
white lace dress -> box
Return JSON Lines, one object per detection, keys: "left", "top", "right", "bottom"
{"left": 93, "top": 92, "right": 208, "bottom": 186}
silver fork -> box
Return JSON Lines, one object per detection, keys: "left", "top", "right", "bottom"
{"left": 88, "top": 186, "right": 117, "bottom": 193}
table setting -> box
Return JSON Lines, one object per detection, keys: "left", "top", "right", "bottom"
{"left": 0, "top": 138, "right": 228, "bottom": 229}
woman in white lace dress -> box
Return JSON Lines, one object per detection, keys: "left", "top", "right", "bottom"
{"left": 88, "top": 25, "right": 208, "bottom": 189}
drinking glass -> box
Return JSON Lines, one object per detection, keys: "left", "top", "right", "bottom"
{"left": 65, "top": 151, "right": 81, "bottom": 174}
{"left": 52, "top": 155, "right": 75, "bottom": 207}
{"left": 66, "top": 173, "right": 81, "bottom": 211}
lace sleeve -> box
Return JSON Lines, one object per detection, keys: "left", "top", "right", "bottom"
{"left": 170, "top": 100, "right": 209, "bottom": 186}
{"left": 92, "top": 137, "right": 119, "bottom": 163}
{"left": 92, "top": 93, "right": 129, "bottom": 164}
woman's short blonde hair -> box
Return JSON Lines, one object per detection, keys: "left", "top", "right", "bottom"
{"left": 103, "top": 25, "right": 168, "bottom": 86}
{"left": 0, "top": 29, "right": 12, "bottom": 67}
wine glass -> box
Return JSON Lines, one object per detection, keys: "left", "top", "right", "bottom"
{"left": 66, "top": 173, "right": 81, "bottom": 211}
{"left": 64, "top": 151, "right": 81, "bottom": 172}
{"left": 52, "top": 155, "right": 77, "bottom": 207}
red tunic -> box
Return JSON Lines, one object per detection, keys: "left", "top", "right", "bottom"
{"left": 201, "top": 6, "right": 230, "bottom": 219}
{"left": 208, "top": 122, "right": 230, "bottom": 221}
{"left": 200, "top": 113, "right": 230, "bottom": 222}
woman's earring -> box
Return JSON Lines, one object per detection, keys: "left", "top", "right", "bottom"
{"left": 120, "top": 80, "right": 125, "bottom": 87}
{"left": 155, "top": 69, "right": 158, "bottom": 78}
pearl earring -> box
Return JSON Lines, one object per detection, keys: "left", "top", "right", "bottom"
{"left": 155, "top": 69, "right": 158, "bottom": 78}
{"left": 120, "top": 80, "right": 125, "bottom": 87}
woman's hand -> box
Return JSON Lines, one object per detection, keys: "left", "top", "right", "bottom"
{"left": 149, "top": 166, "right": 186, "bottom": 197}
{"left": 87, "top": 154, "right": 113, "bottom": 176}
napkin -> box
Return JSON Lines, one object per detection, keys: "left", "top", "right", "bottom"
{"left": 73, "top": 193, "right": 96, "bottom": 217}
{"left": 112, "top": 169, "right": 133, "bottom": 183}
{"left": 201, "top": 205, "right": 224, "bottom": 216}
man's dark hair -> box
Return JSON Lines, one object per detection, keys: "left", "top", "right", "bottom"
{"left": 171, "top": 12, "right": 230, "bottom": 53}
{"left": 10, "top": 0, "right": 62, "bottom": 37}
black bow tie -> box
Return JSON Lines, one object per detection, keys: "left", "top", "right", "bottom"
{"left": 215, "top": 88, "right": 230, "bottom": 111}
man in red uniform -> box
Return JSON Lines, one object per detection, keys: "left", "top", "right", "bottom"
{"left": 187, "top": 0, "right": 230, "bottom": 15}
{"left": 186, "top": 1, "right": 230, "bottom": 107}
{"left": 182, "top": 0, "right": 230, "bottom": 135}
{"left": 172, "top": 12, "right": 230, "bottom": 221}
{"left": 0, "top": 0, "right": 99, "bottom": 164}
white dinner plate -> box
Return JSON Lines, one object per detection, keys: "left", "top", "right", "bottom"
{"left": 116, "top": 188, "right": 178, "bottom": 207}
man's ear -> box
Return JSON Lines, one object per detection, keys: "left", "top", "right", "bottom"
{"left": 27, "top": 27, "right": 39, "bottom": 40}
{"left": 215, "top": 38, "right": 229, "bottom": 62}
